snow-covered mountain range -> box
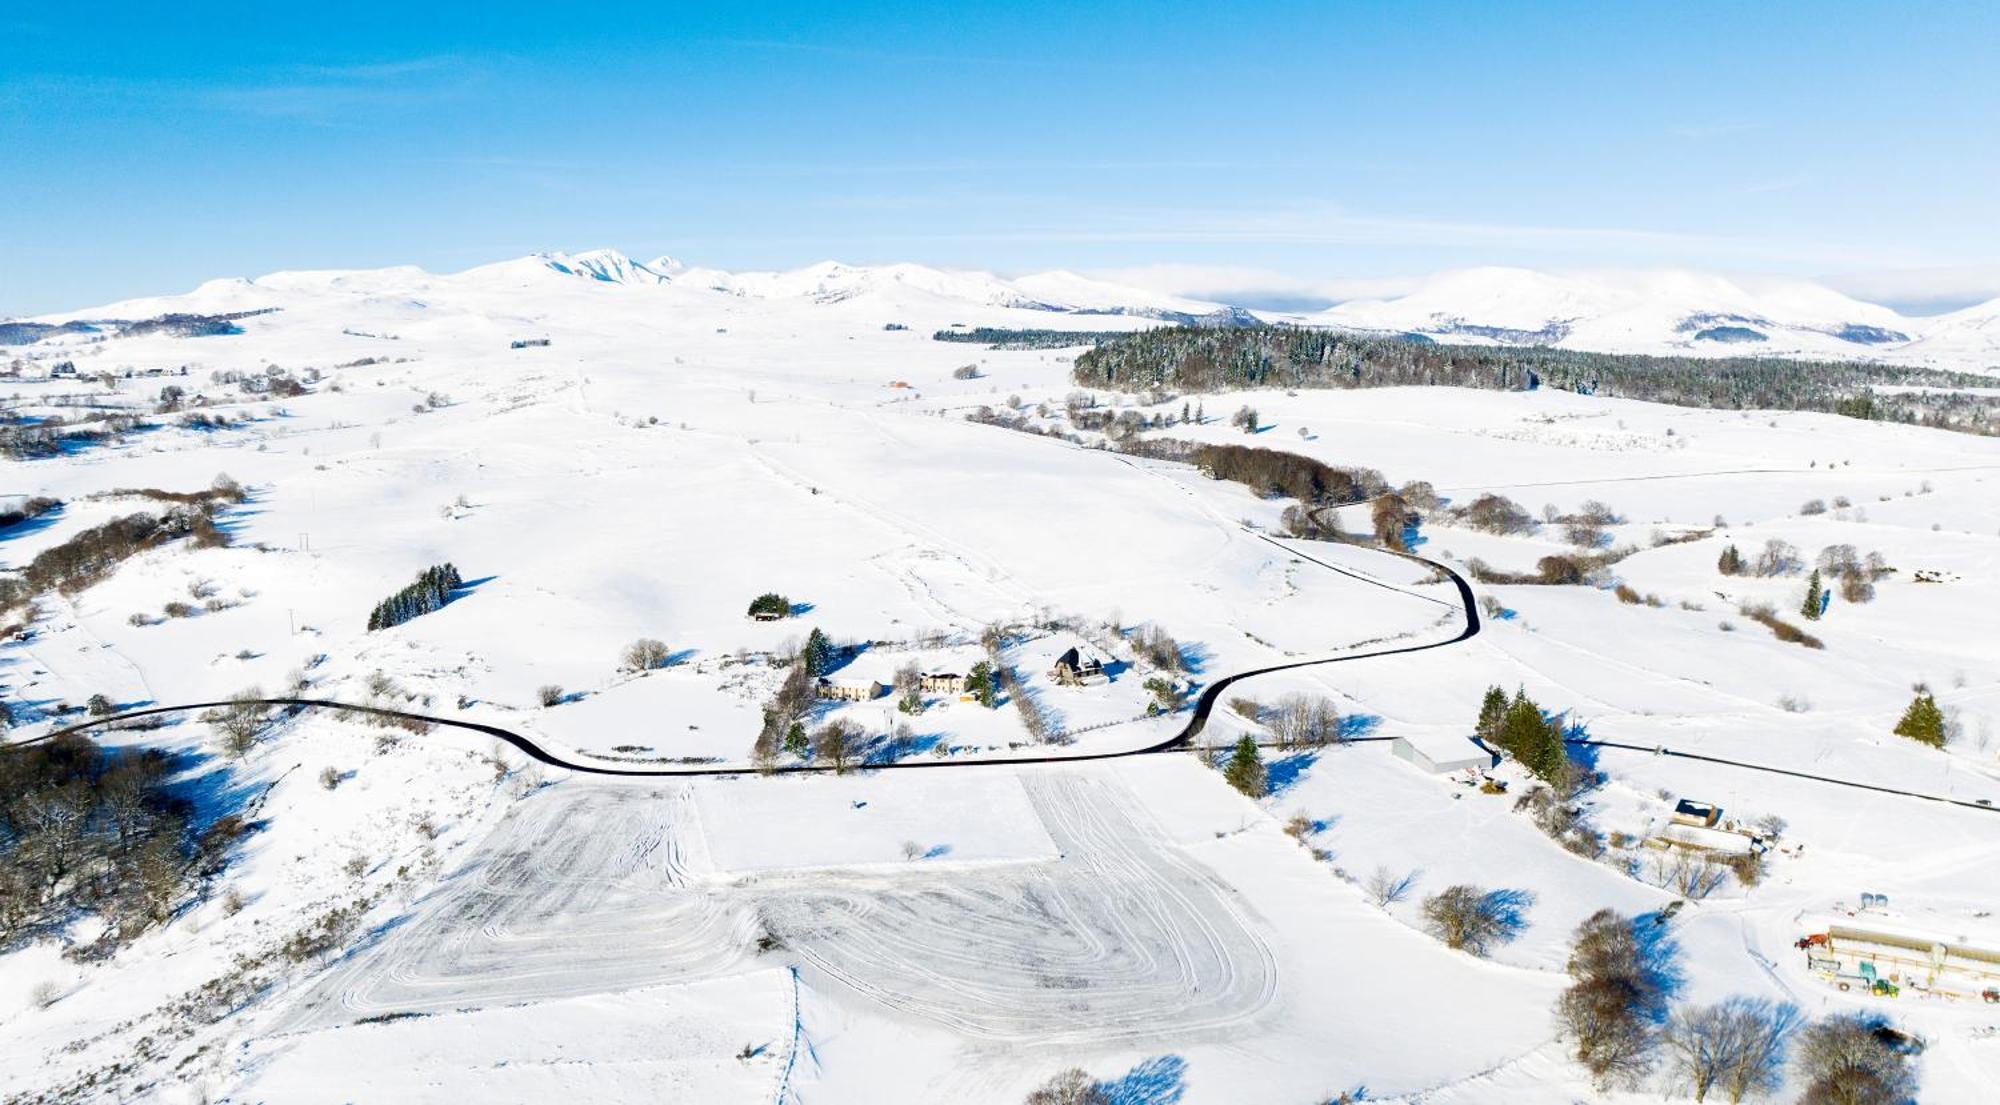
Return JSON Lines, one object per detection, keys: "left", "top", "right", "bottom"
{"left": 12, "top": 249, "right": 2000, "bottom": 371}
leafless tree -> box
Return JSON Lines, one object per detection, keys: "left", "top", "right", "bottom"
{"left": 1365, "top": 865, "right": 1417, "bottom": 907}
{"left": 1793, "top": 1012, "right": 1913, "bottom": 1105}
{"left": 1653, "top": 849, "right": 1729, "bottom": 899}
{"left": 816, "top": 720, "right": 857, "bottom": 774}
{"left": 1665, "top": 997, "right": 1802, "bottom": 1102}
{"left": 536, "top": 684, "right": 564, "bottom": 707}
{"left": 1371, "top": 493, "right": 1412, "bottom": 548}
{"left": 1420, "top": 885, "right": 1533, "bottom": 956}
{"left": 1750, "top": 539, "right": 1801, "bottom": 578}
{"left": 621, "top": 637, "right": 671, "bottom": 672}
{"left": 893, "top": 660, "right": 923, "bottom": 700}
{"left": 208, "top": 687, "right": 268, "bottom": 758}
{"left": 1024, "top": 1068, "right": 1108, "bottom": 1105}
{"left": 1271, "top": 693, "right": 1340, "bottom": 748}
{"left": 1557, "top": 975, "right": 1657, "bottom": 1090}
{"left": 1557, "top": 909, "right": 1672, "bottom": 1091}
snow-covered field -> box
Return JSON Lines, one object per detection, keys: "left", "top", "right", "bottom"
{"left": 3, "top": 253, "right": 1998, "bottom": 1103}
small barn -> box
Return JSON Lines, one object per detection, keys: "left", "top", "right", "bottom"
{"left": 1672, "top": 799, "right": 1722, "bottom": 828}
{"left": 1392, "top": 732, "right": 1499, "bottom": 775}
{"left": 816, "top": 677, "right": 885, "bottom": 703}
{"left": 1050, "top": 645, "right": 1106, "bottom": 686}
{"left": 1647, "top": 822, "right": 1760, "bottom": 855}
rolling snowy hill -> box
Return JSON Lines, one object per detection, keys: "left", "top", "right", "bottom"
{"left": 16, "top": 251, "right": 1998, "bottom": 371}
{"left": 4, "top": 248, "right": 2000, "bottom": 1105}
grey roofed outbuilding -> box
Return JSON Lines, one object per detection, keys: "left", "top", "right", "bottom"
{"left": 1391, "top": 733, "right": 1500, "bottom": 775}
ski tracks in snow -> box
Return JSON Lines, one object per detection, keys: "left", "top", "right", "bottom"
{"left": 276, "top": 771, "right": 1276, "bottom": 1049}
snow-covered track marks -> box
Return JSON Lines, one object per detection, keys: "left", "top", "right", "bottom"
{"left": 275, "top": 772, "right": 1275, "bottom": 1044}
{"left": 760, "top": 772, "right": 1275, "bottom": 1042}
{"left": 277, "top": 787, "right": 749, "bottom": 1031}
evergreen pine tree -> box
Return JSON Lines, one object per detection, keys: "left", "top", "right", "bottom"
{"left": 1496, "top": 688, "right": 1538, "bottom": 754}
{"left": 1526, "top": 715, "right": 1574, "bottom": 790}
{"left": 1893, "top": 691, "right": 1947, "bottom": 748}
{"left": 967, "top": 660, "right": 996, "bottom": 707}
{"left": 1716, "top": 544, "right": 1741, "bottom": 575}
{"left": 783, "top": 721, "right": 809, "bottom": 759}
{"left": 1801, "top": 569, "right": 1825, "bottom": 621}
{"left": 803, "top": 627, "right": 832, "bottom": 676}
{"left": 1222, "top": 735, "right": 1266, "bottom": 798}
{"left": 1474, "top": 685, "right": 1508, "bottom": 744}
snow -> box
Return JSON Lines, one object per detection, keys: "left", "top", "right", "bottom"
{"left": 4, "top": 251, "right": 2000, "bottom": 1103}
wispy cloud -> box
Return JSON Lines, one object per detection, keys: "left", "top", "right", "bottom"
{"left": 445, "top": 154, "right": 1241, "bottom": 178}
{"left": 1077, "top": 263, "right": 1424, "bottom": 307}
{"left": 1, "top": 55, "right": 484, "bottom": 122}
{"left": 687, "top": 202, "right": 1933, "bottom": 273}
{"left": 1823, "top": 265, "right": 2000, "bottom": 314}
{"left": 196, "top": 55, "right": 483, "bottom": 119}
{"left": 711, "top": 37, "right": 1066, "bottom": 70}
{"left": 880, "top": 204, "right": 1881, "bottom": 265}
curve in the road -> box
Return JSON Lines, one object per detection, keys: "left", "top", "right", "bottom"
{"left": 17, "top": 547, "right": 1477, "bottom": 777}
{"left": 15, "top": 547, "right": 1997, "bottom": 815}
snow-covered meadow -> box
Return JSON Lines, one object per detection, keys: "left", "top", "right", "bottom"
{"left": 3, "top": 254, "right": 1998, "bottom": 1103}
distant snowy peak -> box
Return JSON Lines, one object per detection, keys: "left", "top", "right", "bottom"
{"left": 642, "top": 258, "right": 1246, "bottom": 321}
{"left": 536, "top": 249, "right": 674, "bottom": 285}
{"left": 1314, "top": 267, "right": 1929, "bottom": 357}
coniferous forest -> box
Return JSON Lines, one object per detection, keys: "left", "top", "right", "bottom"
{"left": 366, "top": 563, "right": 464, "bottom": 631}
{"left": 1070, "top": 326, "right": 2000, "bottom": 435}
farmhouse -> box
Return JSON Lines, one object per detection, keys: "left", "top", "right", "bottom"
{"left": 1391, "top": 732, "right": 1499, "bottom": 775}
{"left": 1050, "top": 645, "right": 1106, "bottom": 686}
{"left": 817, "top": 677, "right": 885, "bottom": 702}
{"left": 919, "top": 671, "right": 968, "bottom": 694}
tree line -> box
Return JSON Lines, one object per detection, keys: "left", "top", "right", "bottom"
{"left": 0, "top": 499, "right": 232, "bottom": 620}
{"left": 1071, "top": 326, "right": 2000, "bottom": 435}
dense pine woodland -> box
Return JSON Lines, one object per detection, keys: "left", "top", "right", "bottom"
{"left": 1070, "top": 326, "right": 2000, "bottom": 434}
{"left": 366, "top": 563, "right": 463, "bottom": 631}
{"left": 931, "top": 327, "right": 1127, "bottom": 350}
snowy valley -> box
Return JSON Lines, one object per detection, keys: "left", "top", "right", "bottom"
{"left": 3, "top": 252, "right": 1999, "bottom": 1104}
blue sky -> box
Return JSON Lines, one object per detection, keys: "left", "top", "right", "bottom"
{"left": 4, "top": 1, "right": 1997, "bottom": 314}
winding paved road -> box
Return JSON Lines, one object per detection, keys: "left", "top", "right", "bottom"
{"left": 18, "top": 542, "right": 1998, "bottom": 815}
{"left": 21, "top": 545, "right": 1476, "bottom": 775}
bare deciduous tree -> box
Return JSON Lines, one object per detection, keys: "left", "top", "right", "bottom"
{"left": 1420, "top": 885, "right": 1533, "bottom": 956}
{"left": 1665, "top": 997, "right": 1801, "bottom": 1102}
{"left": 1024, "top": 1068, "right": 1108, "bottom": 1105}
{"left": 816, "top": 720, "right": 858, "bottom": 774}
{"left": 621, "top": 637, "right": 671, "bottom": 672}
{"left": 1557, "top": 975, "right": 1658, "bottom": 1090}
{"left": 1365, "top": 865, "right": 1417, "bottom": 907}
{"left": 1653, "top": 849, "right": 1729, "bottom": 899}
{"left": 1793, "top": 1013, "right": 1913, "bottom": 1105}
{"left": 1270, "top": 693, "right": 1341, "bottom": 749}
{"left": 893, "top": 660, "right": 923, "bottom": 700}
{"left": 207, "top": 687, "right": 268, "bottom": 759}
{"left": 1556, "top": 909, "right": 1673, "bottom": 1092}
